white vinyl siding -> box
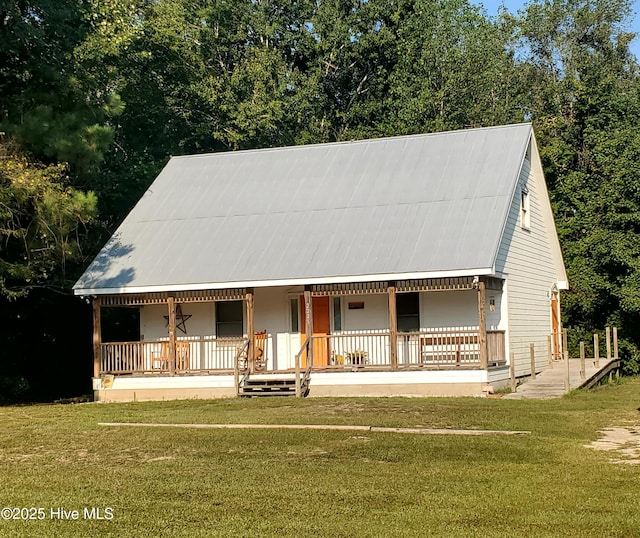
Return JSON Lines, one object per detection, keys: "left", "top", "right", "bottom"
{"left": 420, "top": 290, "right": 478, "bottom": 330}
{"left": 140, "top": 303, "right": 214, "bottom": 341}
{"left": 342, "top": 294, "right": 389, "bottom": 332}
{"left": 495, "top": 157, "right": 561, "bottom": 377}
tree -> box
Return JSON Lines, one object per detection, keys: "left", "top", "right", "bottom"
{"left": 0, "top": 138, "right": 97, "bottom": 298}
{"left": 0, "top": 1, "right": 124, "bottom": 178}
{"left": 295, "top": 0, "right": 528, "bottom": 141}
{"left": 516, "top": 0, "right": 640, "bottom": 372}
{"left": 0, "top": 1, "right": 120, "bottom": 401}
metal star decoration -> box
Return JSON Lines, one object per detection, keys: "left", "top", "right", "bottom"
{"left": 164, "top": 304, "right": 192, "bottom": 335}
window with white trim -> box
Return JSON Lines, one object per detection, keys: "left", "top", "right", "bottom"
{"left": 290, "top": 298, "right": 299, "bottom": 333}
{"left": 396, "top": 293, "right": 420, "bottom": 332}
{"left": 332, "top": 297, "right": 342, "bottom": 332}
{"left": 521, "top": 189, "right": 530, "bottom": 229}
{"left": 215, "top": 301, "right": 243, "bottom": 337}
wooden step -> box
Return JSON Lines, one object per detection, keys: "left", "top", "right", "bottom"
{"left": 239, "top": 377, "right": 300, "bottom": 397}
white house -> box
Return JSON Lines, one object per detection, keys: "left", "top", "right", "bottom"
{"left": 74, "top": 123, "right": 568, "bottom": 402}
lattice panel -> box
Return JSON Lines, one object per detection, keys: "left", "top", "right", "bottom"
{"left": 97, "top": 288, "right": 247, "bottom": 306}
{"left": 396, "top": 277, "right": 475, "bottom": 292}
{"left": 311, "top": 282, "right": 388, "bottom": 296}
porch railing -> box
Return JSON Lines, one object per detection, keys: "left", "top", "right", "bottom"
{"left": 234, "top": 339, "right": 250, "bottom": 396}
{"left": 397, "top": 330, "right": 482, "bottom": 367}
{"left": 100, "top": 337, "right": 245, "bottom": 375}
{"left": 99, "top": 330, "right": 506, "bottom": 376}
{"left": 311, "top": 329, "right": 506, "bottom": 369}
{"left": 313, "top": 332, "right": 391, "bottom": 368}
{"left": 295, "top": 338, "right": 312, "bottom": 397}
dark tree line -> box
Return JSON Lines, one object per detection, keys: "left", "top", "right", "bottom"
{"left": 1, "top": 0, "right": 639, "bottom": 400}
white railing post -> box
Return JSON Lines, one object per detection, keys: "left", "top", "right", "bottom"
{"left": 234, "top": 348, "right": 240, "bottom": 397}
{"left": 388, "top": 283, "right": 398, "bottom": 369}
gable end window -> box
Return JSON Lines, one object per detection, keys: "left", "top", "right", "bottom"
{"left": 521, "top": 189, "right": 531, "bottom": 229}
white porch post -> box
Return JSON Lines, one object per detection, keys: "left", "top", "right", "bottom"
{"left": 477, "top": 279, "right": 488, "bottom": 369}
{"left": 246, "top": 289, "right": 255, "bottom": 374}
{"left": 388, "top": 283, "right": 398, "bottom": 369}
{"left": 92, "top": 296, "right": 102, "bottom": 378}
{"left": 167, "top": 295, "right": 177, "bottom": 375}
{"left": 304, "top": 288, "right": 313, "bottom": 367}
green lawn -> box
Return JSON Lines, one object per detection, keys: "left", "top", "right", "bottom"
{"left": 1, "top": 379, "right": 639, "bottom": 537}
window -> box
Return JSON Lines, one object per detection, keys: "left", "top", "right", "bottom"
{"left": 332, "top": 297, "right": 342, "bottom": 331}
{"left": 521, "top": 189, "right": 530, "bottom": 229}
{"left": 290, "top": 298, "right": 299, "bottom": 332}
{"left": 215, "top": 301, "right": 243, "bottom": 337}
{"left": 396, "top": 293, "right": 420, "bottom": 332}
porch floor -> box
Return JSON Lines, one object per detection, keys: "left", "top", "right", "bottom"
{"left": 111, "top": 363, "right": 498, "bottom": 378}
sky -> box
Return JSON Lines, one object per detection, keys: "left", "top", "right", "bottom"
{"left": 474, "top": 0, "right": 640, "bottom": 58}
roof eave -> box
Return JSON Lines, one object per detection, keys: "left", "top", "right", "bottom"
{"left": 73, "top": 267, "right": 496, "bottom": 296}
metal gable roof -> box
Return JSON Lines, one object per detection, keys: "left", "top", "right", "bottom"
{"left": 74, "top": 123, "right": 533, "bottom": 294}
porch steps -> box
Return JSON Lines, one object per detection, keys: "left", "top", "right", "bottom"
{"left": 239, "top": 374, "right": 308, "bottom": 397}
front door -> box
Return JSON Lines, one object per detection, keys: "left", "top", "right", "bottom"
{"left": 300, "top": 295, "right": 331, "bottom": 367}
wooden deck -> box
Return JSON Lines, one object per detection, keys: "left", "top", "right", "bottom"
{"left": 503, "top": 357, "right": 621, "bottom": 400}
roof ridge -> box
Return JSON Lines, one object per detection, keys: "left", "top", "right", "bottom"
{"left": 169, "top": 123, "right": 532, "bottom": 161}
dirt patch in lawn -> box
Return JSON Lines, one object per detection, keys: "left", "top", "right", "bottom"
{"left": 585, "top": 425, "right": 640, "bottom": 464}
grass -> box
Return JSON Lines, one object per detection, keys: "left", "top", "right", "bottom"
{"left": 1, "top": 379, "right": 639, "bottom": 537}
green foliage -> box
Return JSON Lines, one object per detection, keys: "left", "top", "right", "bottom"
{"left": 514, "top": 0, "right": 640, "bottom": 373}
{"left": 334, "top": 0, "right": 526, "bottom": 138}
{"left": 12, "top": 105, "right": 116, "bottom": 174}
{"left": 0, "top": 144, "right": 97, "bottom": 297}
{"left": 0, "top": 0, "right": 123, "bottom": 177}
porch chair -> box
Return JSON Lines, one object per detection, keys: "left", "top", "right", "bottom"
{"left": 153, "top": 343, "right": 170, "bottom": 371}
{"left": 237, "top": 331, "right": 268, "bottom": 371}
{"left": 175, "top": 341, "right": 191, "bottom": 371}
{"left": 153, "top": 342, "right": 190, "bottom": 371}
{"left": 254, "top": 330, "right": 267, "bottom": 371}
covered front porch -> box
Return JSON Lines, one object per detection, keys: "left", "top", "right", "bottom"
{"left": 91, "top": 277, "right": 508, "bottom": 398}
